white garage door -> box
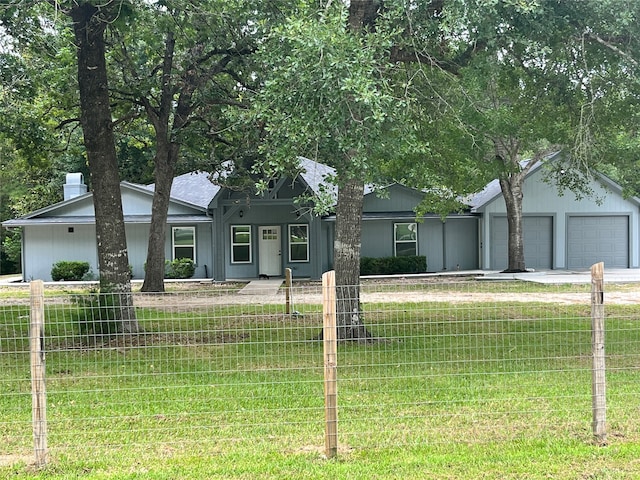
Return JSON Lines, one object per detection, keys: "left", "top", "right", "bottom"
{"left": 567, "top": 216, "right": 628, "bottom": 269}
{"left": 491, "top": 216, "right": 553, "bottom": 270}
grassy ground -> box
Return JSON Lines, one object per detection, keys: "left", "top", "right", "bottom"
{"left": 1, "top": 283, "right": 640, "bottom": 479}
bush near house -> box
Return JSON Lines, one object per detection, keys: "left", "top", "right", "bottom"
{"left": 51, "top": 261, "right": 91, "bottom": 281}
{"left": 165, "top": 258, "right": 196, "bottom": 279}
{"left": 360, "top": 255, "right": 427, "bottom": 276}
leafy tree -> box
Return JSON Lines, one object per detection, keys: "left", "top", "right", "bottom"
{"left": 401, "top": 0, "right": 640, "bottom": 272}
{"left": 573, "top": 0, "right": 640, "bottom": 198}
{"left": 0, "top": 14, "right": 75, "bottom": 273}
{"left": 2, "top": 1, "right": 138, "bottom": 332}
{"left": 253, "top": 1, "right": 431, "bottom": 339}
{"left": 106, "top": 0, "right": 281, "bottom": 292}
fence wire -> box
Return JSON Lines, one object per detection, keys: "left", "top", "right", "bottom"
{"left": 1, "top": 278, "right": 639, "bottom": 464}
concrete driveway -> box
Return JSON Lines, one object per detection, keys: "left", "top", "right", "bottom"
{"left": 479, "top": 268, "right": 640, "bottom": 284}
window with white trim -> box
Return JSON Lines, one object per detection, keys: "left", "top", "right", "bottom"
{"left": 172, "top": 226, "right": 196, "bottom": 261}
{"left": 288, "top": 224, "right": 309, "bottom": 262}
{"left": 394, "top": 223, "right": 417, "bottom": 256}
{"left": 231, "top": 225, "right": 252, "bottom": 263}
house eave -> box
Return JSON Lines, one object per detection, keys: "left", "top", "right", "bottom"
{"left": 322, "top": 212, "right": 478, "bottom": 222}
{"left": 2, "top": 214, "right": 211, "bottom": 228}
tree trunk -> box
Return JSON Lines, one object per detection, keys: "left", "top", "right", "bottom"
{"left": 141, "top": 142, "right": 178, "bottom": 292}
{"left": 348, "top": 0, "right": 382, "bottom": 31}
{"left": 140, "top": 31, "right": 194, "bottom": 292}
{"left": 326, "top": 0, "right": 381, "bottom": 341}
{"left": 71, "top": 3, "right": 138, "bottom": 333}
{"left": 499, "top": 173, "right": 526, "bottom": 272}
{"left": 334, "top": 177, "right": 372, "bottom": 341}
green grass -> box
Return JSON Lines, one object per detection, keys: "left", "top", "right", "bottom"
{"left": 2, "top": 287, "right": 640, "bottom": 479}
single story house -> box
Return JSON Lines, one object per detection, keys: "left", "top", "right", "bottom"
{"left": 3, "top": 155, "right": 639, "bottom": 281}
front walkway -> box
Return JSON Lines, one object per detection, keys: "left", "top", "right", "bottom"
{"left": 238, "top": 278, "right": 284, "bottom": 295}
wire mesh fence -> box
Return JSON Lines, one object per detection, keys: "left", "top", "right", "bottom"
{"left": 1, "top": 272, "right": 639, "bottom": 467}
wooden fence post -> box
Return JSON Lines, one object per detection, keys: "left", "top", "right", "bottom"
{"left": 285, "top": 268, "right": 292, "bottom": 315}
{"left": 322, "top": 270, "right": 338, "bottom": 459}
{"left": 590, "top": 262, "right": 607, "bottom": 444}
{"left": 30, "top": 280, "right": 48, "bottom": 467}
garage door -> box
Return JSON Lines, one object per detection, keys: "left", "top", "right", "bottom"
{"left": 567, "top": 216, "right": 628, "bottom": 269}
{"left": 491, "top": 216, "right": 553, "bottom": 270}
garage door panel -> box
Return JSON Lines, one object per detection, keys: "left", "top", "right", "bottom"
{"left": 491, "top": 216, "right": 553, "bottom": 270}
{"left": 567, "top": 216, "right": 628, "bottom": 269}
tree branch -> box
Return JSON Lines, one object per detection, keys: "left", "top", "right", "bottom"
{"left": 587, "top": 32, "right": 639, "bottom": 67}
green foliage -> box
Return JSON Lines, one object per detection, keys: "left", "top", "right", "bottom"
{"left": 72, "top": 292, "right": 122, "bottom": 335}
{"left": 252, "top": 5, "right": 425, "bottom": 188}
{"left": 0, "top": 229, "right": 20, "bottom": 274}
{"left": 360, "top": 255, "right": 427, "bottom": 276}
{"left": 165, "top": 258, "right": 196, "bottom": 279}
{"left": 51, "top": 261, "right": 91, "bottom": 281}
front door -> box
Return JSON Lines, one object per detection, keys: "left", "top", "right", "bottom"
{"left": 258, "top": 226, "right": 282, "bottom": 277}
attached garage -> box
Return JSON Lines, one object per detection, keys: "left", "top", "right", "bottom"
{"left": 567, "top": 216, "right": 629, "bottom": 269}
{"left": 490, "top": 216, "right": 553, "bottom": 271}
{"left": 472, "top": 154, "right": 640, "bottom": 270}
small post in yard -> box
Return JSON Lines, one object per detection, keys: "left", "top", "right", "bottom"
{"left": 590, "top": 262, "right": 607, "bottom": 444}
{"left": 30, "top": 280, "right": 48, "bottom": 467}
{"left": 322, "top": 270, "right": 338, "bottom": 459}
{"left": 285, "top": 267, "right": 292, "bottom": 315}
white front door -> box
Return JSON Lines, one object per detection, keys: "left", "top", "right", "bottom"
{"left": 258, "top": 226, "right": 282, "bottom": 277}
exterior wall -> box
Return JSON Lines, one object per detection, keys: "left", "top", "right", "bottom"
{"left": 125, "top": 224, "right": 150, "bottom": 279}
{"left": 360, "top": 216, "right": 479, "bottom": 272}
{"left": 363, "top": 185, "right": 425, "bottom": 212}
{"left": 443, "top": 217, "right": 479, "bottom": 271}
{"left": 361, "top": 221, "right": 392, "bottom": 258}
{"left": 21, "top": 222, "right": 213, "bottom": 281}
{"left": 478, "top": 167, "right": 640, "bottom": 269}
{"left": 22, "top": 224, "right": 98, "bottom": 281}
{"left": 41, "top": 198, "right": 95, "bottom": 217}
{"left": 127, "top": 222, "right": 213, "bottom": 279}
{"left": 216, "top": 201, "right": 324, "bottom": 280}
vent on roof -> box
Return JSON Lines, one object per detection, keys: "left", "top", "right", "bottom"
{"left": 63, "top": 172, "right": 88, "bottom": 200}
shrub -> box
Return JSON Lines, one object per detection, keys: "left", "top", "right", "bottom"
{"left": 51, "top": 261, "right": 91, "bottom": 281}
{"left": 360, "top": 255, "right": 427, "bottom": 275}
{"left": 165, "top": 258, "right": 196, "bottom": 279}
{"left": 72, "top": 292, "right": 121, "bottom": 335}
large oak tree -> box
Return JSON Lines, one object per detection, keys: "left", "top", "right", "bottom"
{"left": 253, "top": 1, "right": 432, "bottom": 339}
{"left": 106, "top": 1, "right": 287, "bottom": 292}
{"left": 2, "top": 1, "right": 138, "bottom": 332}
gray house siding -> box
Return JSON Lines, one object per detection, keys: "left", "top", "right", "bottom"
{"left": 361, "top": 221, "right": 391, "bottom": 258}
{"left": 214, "top": 199, "right": 324, "bottom": 281}
{"left": 21, "top": 224, "right": 98, "bottom": 281}
{"left": 443, "top": 217, "right": 479, "bottom": 271}
{"left": 475, "top": 161, "right": 640, "bottom": 270}
{"left": 5, "top": 181, "right": 212, "bottom": 282}
{"left": 125, "top": 224, "right": 149, "bottom": 279}
{"left": 359, "top": 215, "right": 479, "bottom": 272}
{"left": 126, "top": 222, "right": 214, "bottom": 279}
{"left": 363, "top": 184, "right": 425, "bottom": 212}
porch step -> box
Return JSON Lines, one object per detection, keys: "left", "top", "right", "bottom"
{"left": 238, "top": 279, "right": 284, "bottom": 295}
